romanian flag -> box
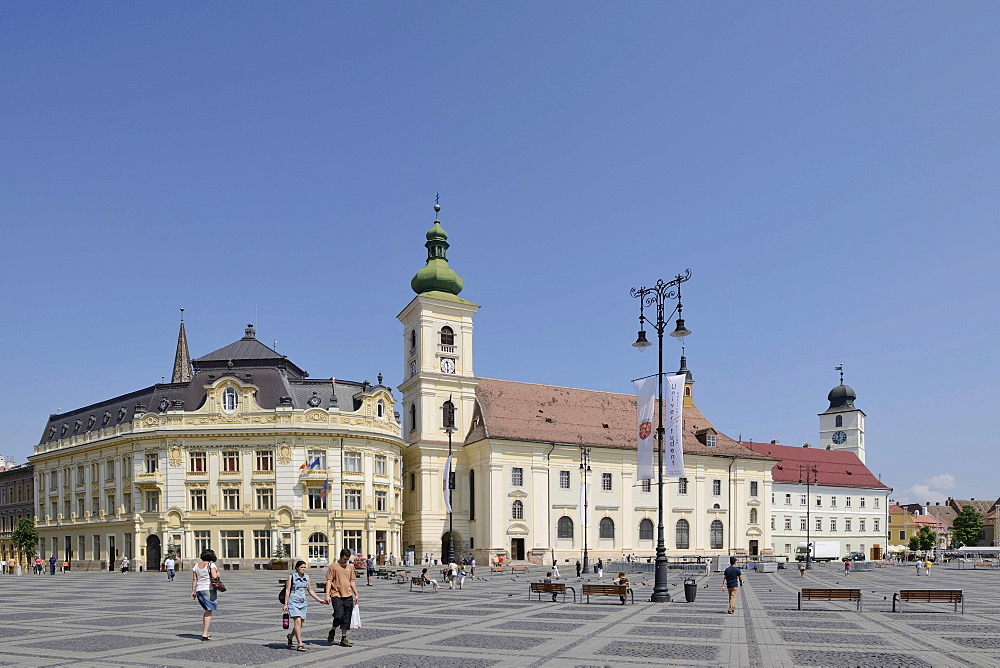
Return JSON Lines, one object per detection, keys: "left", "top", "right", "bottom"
{"left": 320, "top": 480, "right": 328, "bottom": 498}
{"left": 300, "top": 457, "right": 321, "bottom": 470}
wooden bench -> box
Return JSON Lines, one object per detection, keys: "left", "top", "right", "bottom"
{"left": 374, "top": 568, "right": 392, "bottom": 579}
{"left": 490, "top": 566, "right": 505, "bottom": 575}
{"left": 798, "top": 588, "right": 862, "bottom": 611}
{"left": 394, "top": 570, "right": 408, "bottom": 583}
{"left": 893, "top": 589, "right": 963, "bottom": 613}
{"left": 582, "top": 583, "right": 633, "bottom": 605}
{"left": 409, "top": 576, "right": 427, "bottom": 592}
{"left": 975, "top": 561, "right": 993, "bottom": 569}
{"left": 512, "top": 566, "right": 529, "bottom": 575}
{"left": 528, "top": 582, "right": 576, "bottom": 603}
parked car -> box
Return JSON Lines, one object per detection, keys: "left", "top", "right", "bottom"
{"left": 843, "top": 552, "right": 866, "bottom": 562}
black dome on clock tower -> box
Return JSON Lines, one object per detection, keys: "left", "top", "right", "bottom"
{"left": 824, "top": 384, "right": 856, "bottom": 412}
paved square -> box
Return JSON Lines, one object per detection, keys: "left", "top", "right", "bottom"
{"left": 1, "top": 562, "right": 998, "bottom": 666}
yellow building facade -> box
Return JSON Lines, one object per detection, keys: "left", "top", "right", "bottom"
{"left": 30, "top": 324, "right": 405, "bottom": 571}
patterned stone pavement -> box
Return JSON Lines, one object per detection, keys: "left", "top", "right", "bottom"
{"left": 1, "top": 561, "right": 998, "bottom": 666}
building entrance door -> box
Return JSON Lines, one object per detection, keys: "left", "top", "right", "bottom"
{"left": 146, "top": 535, "right": 161, "bottom": 572}
{"left": 511, "top": 538, "right": 525, "bottom": 561}
{"left": 749, "top": 540, "right": 759, "bottom": 556}
{"left": 108, "top": 536, "right": 116, "bottom": 571}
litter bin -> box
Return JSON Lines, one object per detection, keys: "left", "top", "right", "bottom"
{"left": 684, "top": 578, "right": 697, "bottom": 602}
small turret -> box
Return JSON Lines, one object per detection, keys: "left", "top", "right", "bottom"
{"left": 411, "top": 201, "right": 465, "bottom": 296}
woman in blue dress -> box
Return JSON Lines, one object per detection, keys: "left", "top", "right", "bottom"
{"left": 283, "top": 560, "right": 326, "bottom": 651}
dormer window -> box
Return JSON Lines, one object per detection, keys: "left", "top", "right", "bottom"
{"left": 222, "top": 387, "right": 238, "bottom": 413}
{"left": 439, "top": 326, "right": 454, "bottom": 346}
{"left": 377, "top": 400, "right": 385, "bottom": 419}
{"left": 706, "top": 434, "right": 716, "bottom": 447}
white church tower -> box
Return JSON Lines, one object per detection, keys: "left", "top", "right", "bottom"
{"left": 818, "top": 368, "right": 866, "bottom": 463}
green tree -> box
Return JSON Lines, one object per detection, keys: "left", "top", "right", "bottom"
{"left": 908, "top": 534, "right": 921, "bottom": 551}
{"left": 952, "top": 505, "right": 984, "bottom": 547}
{"left": 10, "top": 517, "right": 39, "bottom": 564}
{"left": 915, "top": 525, "right": 937, "bottom": 551}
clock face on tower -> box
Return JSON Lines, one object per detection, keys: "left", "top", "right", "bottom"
{"left": 440, "top": 358, "right": 455, "bottom": 374}
{"left": 832, "top": 431, "right": 847, "bottom": 444}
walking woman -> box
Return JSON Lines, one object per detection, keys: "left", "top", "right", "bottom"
{"left": 191, "top": 549, "right": 220, "bottom": 641}
{"left": 283, "top": 560, "right": 326, "bottom": 651}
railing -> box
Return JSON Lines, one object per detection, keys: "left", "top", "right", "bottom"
{"left": 438, "top": 344, "right": 456, "bottom": 354}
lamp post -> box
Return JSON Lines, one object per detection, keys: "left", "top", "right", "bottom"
{"left": 444, "top": 397, "right": 456, "bottom": 566}
{"left": 798, "top": 464, "right": 818, "bottom": 569}
{"left": 631, "top": 270, "right": 692, "bottom": 603}
{"left": 580, "top": 446, "right": 592, "bottom": 573}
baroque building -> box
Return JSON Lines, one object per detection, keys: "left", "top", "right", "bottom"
{"left": 30, "top": 323, "right": 404, "bottom": 571}
{"left": 0, "top": 459, "right": 35, "bottom": 569}
{"left": 398, "top": 205, "right": 776, "bottom": 565}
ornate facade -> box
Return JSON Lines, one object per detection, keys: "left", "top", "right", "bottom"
{"left": 0, "top": 461, "right": 35, "bottom": 569}
{"left": 30, "top": 325, "right": 405, "bottom": 571}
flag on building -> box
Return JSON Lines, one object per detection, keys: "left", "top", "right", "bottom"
{"left": 320, "top": 480, "right": 328, "bottom": 498}
{"left": 443, "top": 455, "right": 453, "bottom": 513}
{"left": 578, "top": 481, "right": 590, "bottom": 527}
{"left": 634, "top": 376, "right": 656, "bottom": 481}
{"left": 664, "top": 373, "right": 686, "bottom": 477}
{"left": 299, "top": 457, "right": 321, "bottom": 471}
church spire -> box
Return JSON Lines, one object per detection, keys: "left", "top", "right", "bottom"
{"left": 410, "top": 197, "right": 465, "bottom": 296}
{"left": 171, "top": 308, "right": 192, "bottom": 383}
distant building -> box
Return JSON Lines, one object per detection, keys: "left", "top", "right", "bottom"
{"left": 0, "top": 461, "right": 35, "bottom": 569}
{"left": 888, "top": 504, "right": 948, "bottom": 549}
{"left": 30, "top": 323, "right": 404, "bottom": 571}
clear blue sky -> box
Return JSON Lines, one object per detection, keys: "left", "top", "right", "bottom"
{"left": 3, "top": 2, "right": 998, "bottom": 504}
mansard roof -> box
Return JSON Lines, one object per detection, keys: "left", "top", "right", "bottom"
{"left": 192, "top": 324, "right": 307, "bottom": 378}
{"left": 743, "top": 441, "right": 889, "bottom": 490}
{"left": 465, "top": 377, "right": 774, "bottom": 460}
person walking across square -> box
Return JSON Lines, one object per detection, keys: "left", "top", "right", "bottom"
{"left": 325, "top": 549, "right": 359, "bottom": 647}
{"left": 165, "top": 556, "right": 176, "bottom": 581}
{"left": 283, "top": 560, "right": 326, "bottom": 651}
{"left": 723, "top": 557, "right": 743, "bottom": 614}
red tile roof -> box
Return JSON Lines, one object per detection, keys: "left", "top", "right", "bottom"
{"left": 466, "top": 378, "right": 774, "bottom": 460}
{"left": 742, "top": 441, "right": 889, "bottom": 489}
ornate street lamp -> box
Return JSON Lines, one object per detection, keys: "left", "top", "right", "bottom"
{"left": 630, "top": 270, "right": 692, "bottom": 603}
{"left": 444, "top": 397, "right": 456, "bottom": 565}
{"left": 799, "top": 464, "right": 818, "bottom": 569}
{"left": 580, "top": 446, "right": 592, "bottom": 573}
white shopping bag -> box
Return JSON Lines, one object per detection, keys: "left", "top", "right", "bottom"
{"left": 351, "top": 604, "right": 361, "bottom": 629}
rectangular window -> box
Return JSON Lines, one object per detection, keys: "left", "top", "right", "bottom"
{"left": 220, "top": 530, "right": 244, "bottom": 559}
{"left": 860, "top": 497, "right": 866, "bottom": 508}
{"left": 78, "top": 535, "right": 86, "bottom": 560}
{"left": 144, "top": 456, "right": 158, "bottom": 474}
{"left": 770, "top": 517, "right": 774, "bottom": 529}
{"left": 750, "top": 481, "right": 758, "bottom": 497}
{"left": 712, "top": 479, "right": 721, "bottom": 496}
{"left": 846, "top": 496, "right": 852, "bottom": 507}
{"left": 308, "top": 488, "right": 327, "bottom": 510}
{"left": 559, "top": 471, "right": 570, "bottom": 489}
{"left": 63, "top": 499, "right": 70, "bottom": 518}
{"left": 222, "top": 450, "right": 240, "bottom": 472}
{"left": 641, "top": 479, "right": 651, "bottom": 493}
{"left": 816, "top": 496, "right": 822, "bottom": 506}
{"left": 344, "top": 451, "right": 362, "bottom": 473}
{"left": 785, "top": 543, "right": 792, "bottom": 555}
{"left": 255, "top": 486, "right": 275, "bottom": 511}
{"left": 375, "top": 490, "right": 388, "bottom": 512}
{"left": 93, "top": 535, "right": 101, "bottom": 559}
{"left": 873, "top": 519, "right": 880, "bottom": 532}
{"left": 784, "top": 517, "right": 791, "bottom": 530}
{"left": 409, "top": 473, "right": 415, "bottom": 491}
{"left": 679, "top": 477, "right": 689, "bottom": 494}
{"left": 189, "top": 452, "right": 207, "bottom": 473}
{"left": 194, "top": 530, "right": 211, "bottom": 556}
{"left": 255, "top": 450, "right": 274, "bottom": 472}
{"left": 343, "top": 530, "right": 362, "bottom": 555}
{"left": 899, "top": 530, "right": 905, "bottom": 540}
{"left": 800, "top": 495, "right": 807, "bottom": 505}
{"left": 144, "top": 491, "right": 159, "bottom": 513}
{"left": 874, "top": 498, "right": 880, "bottom": 509}
{"left": 859, "top": 519, "right": 866, "bottom": 532}
{"left": 602, "top": 473, "right": 612, "bottom": 491}
{"left": 91, "top": 496, "right": 99, "bottom": 515}
{"left": 830, "top": 518, "right": 837, "bottom": 532}
{"left": 76, "top": 498, "right": 85, "bottom": 517}
{"left": 222, "top": 488, "right": 240, "bottom": 511}
{"left": 91, "top": 463, "right": 99, "bottom": 485}
{"left": 706, "top": 434, "right": 716, "bottom": 447}
{"left": 375, "top": 454, "right": 387, "bottom": 476}
{"left": 846, "top": 543, "right": 852, "bottom": 553}
{"left": 123, "top": 492, "right": 131, "bottom": 513}
{"left": 77, "top": 465, "right": 86, "bottom": 485}
{"left": 785, "top": 494, "right": 791, "bottom": 505}
{"left": 344, "top": 489, "right": 362, "bottom": 511}
{"left": 845, "top": 518, "right": 852, "bottom": 532}
{"left": 512, "top": 467, "right": 523, "bottom": 487}
{"left": 307, "top": 449, "right": 327, "bottom": 470}
{"left": 831, "top": 496, "right": 837, "bottom": 507}
{"left": 105, "top": 460, "right": 115, "bottom": 481}
{"left": 815, "top": 517, "right": 822, "bottom": 531}
{"left": 253, "top": 530, "right": 271, "bottom": 559}
{"left": 190, "top": 488, "right": 207, "bottom": 511}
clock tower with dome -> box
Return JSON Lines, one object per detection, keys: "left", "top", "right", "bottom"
{"left": 818, "top": 374, "right": 866, "bottom": 463}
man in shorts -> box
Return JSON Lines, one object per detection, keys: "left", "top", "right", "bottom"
{"left": 325, "top": 549, "right": 359, "bottom": 647}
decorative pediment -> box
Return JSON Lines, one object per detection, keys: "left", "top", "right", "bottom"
{"left": 507, "top": 489, "right": 528, "bottom": 499}
{"left": 506, "top": 523, "right": 529, "bottom": 536}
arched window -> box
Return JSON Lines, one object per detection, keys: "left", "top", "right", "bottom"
{"left": 376, "top": 400, "right": 385, "bottom": 419}
{"left": 307, "top": 532, "right": 329, "bottom": 562}
{"left": 440, "top": 326, "right": 454, "bottom": 346}
{"left": 638, "top": 518, "right": 654, "bottom": 541}
{"left": 599, "top": 517, "right": 615, "bottom": 539}
{"left": 409, "top": 404, "right": 416, "bottom": 432}
{"left": 222, "top": 387, "right": 238, "bottom": 413}
{"left": 409, "top": 329, "right": 416, "bottom": 350}
{"left": 835, "top": 415, "right": 843, "bottom": 428}
{"left": 684, "top": 386, "right": 691, "bottom": 396}
{"left": 469, "top": 470, "right": 475, "bottom": 520}
{"left": 749, "top": 508, "right": 758, "bottom": 525}
{"left": 557, "top": 516, "right": 574, "bottom": 539}
{"left": 710, "top": 520, "right": 724, "bottom": 549}
{"left": 512, "top": 499, "right": 524, "bottom": 520}
{"left": 675, "top": 519, "right": 690, "bottom": 550}
{"left": 442, "top": 401, "right": 455, "bottom": 430}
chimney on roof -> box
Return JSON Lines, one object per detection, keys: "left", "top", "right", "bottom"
{"left": 803, "top": 443, "right": 811, "bottom": 448}
{"left": 826, "top": 445, "right": 831, "bottom": 450}
{"left": 770, "top": 440, "right": 778, "bottom": 444}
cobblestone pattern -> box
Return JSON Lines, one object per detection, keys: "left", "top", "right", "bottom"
{"left": 789, "top": 649, "right": 932, "bottom": 667}
{"left": 596, "top": 640, "right": 719, "bottom": 660}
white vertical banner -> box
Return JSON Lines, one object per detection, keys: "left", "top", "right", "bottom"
{"left": 443, "top": 455, "right": 453, "bottom": 513}
{"left": 634, "top": 377, "right": 657, "bottom": 480}
{"left": 578, "top": 481, "right": 590, "bottom": 526}
{"left": 664, "top": 373, "right": 686, "bottom": 477}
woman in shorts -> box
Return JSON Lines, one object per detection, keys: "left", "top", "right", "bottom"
{"left": 191, "top": 549, "right": 221, "bottom": 640}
